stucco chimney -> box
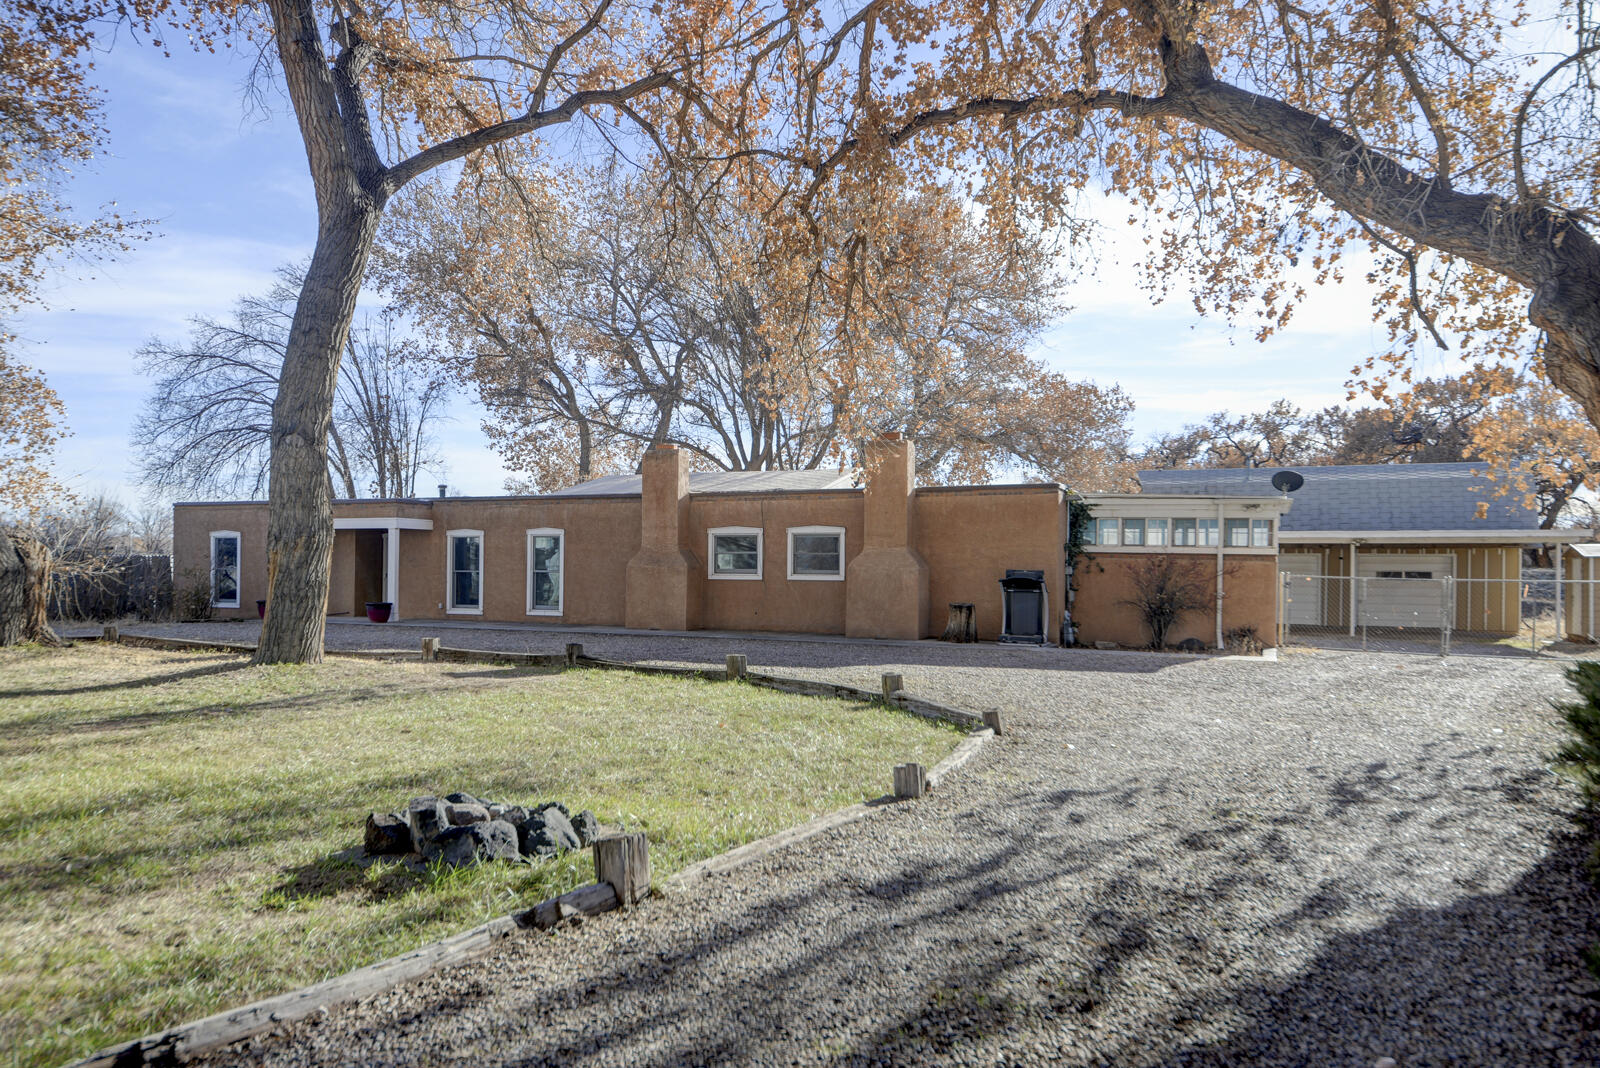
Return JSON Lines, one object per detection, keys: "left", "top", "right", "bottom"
{"left": 845, "top": 434, "right": 930, "bottom": 639}
{"left": 625, "top": 444, "right": 696, "bottom": 629}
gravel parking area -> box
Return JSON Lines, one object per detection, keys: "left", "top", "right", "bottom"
{"left": 94, "top": 622, "right": 1600, "bottom": 1066}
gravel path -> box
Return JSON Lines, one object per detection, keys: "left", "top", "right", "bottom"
{"left": 99, "top": 622, "right": 1600, "bottom": 1067}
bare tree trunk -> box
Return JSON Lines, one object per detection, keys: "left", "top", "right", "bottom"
{"left": 0, "top": 530, "right": 59, "bottom": 646}
{"left": 255, "top": 200, "right": 383, "bottom": 664}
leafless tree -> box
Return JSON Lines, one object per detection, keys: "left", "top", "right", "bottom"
{"left": 133, "top": 266, "right": 450, "bottom": 500}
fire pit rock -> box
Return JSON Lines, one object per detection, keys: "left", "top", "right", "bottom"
{"left": 364, "top": 793, "right": 600, "bottom": 868}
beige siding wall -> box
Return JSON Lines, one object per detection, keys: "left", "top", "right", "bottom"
{"left": 1278, "top": 543, "right": 1523, "bottom": 634}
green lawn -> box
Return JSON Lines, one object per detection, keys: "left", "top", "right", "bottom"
{"left": 0, "top": 643, "right": 961, "bottom": 1068}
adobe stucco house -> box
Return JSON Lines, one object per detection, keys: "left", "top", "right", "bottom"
{"left": 173, "top": 436, "right": 1291, "bottom": 649}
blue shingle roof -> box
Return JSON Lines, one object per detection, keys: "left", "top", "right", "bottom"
{"left": 1136, "top": 463, "right": 1539, "bottom": 532}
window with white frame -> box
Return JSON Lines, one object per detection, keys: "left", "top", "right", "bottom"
{"left": 1091, "top": 518, "right": 1120, "bottom": 546}
{"left": 1172, "top": 518, "right": 1198, "bottom": 546}
{"left": 447, "top": 530, "right": 484, "bottom": 612}
{"left": 1197, "top": 518, "right": 1219, "bottom": 546}
{"left": 1145, "top": 518, "right": 1169, "bottom": 546}
{"left": 210, "top": 531, "right": 241, "bottom": 608}
{"left": 1121, "top": 518, "right": 1145, "bottom": 546}
{"left": 526, "top": 529, "right": 563, "bottom": 614}
{"left": 787, "top": 526, "right": 844, "bottom": 580}
{"left": 1251, "top": 519, "right": 1273, "bottom": 546}
{"left": 1225, "top": 518, "right": 1251, "bottom": 547}
{"left": 708, "top": 527, "right": 763, "bottom": 579}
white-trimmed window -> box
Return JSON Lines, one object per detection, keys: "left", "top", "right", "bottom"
{"left": 210, "top": 531, "right": 241, "bottom": 608}
{"left": 526, "top": 528, "right": 563, "bottom": 615}
{"left": 1172, "top": 518, "right": 1198, "bottom": 546}
{"left": 1197, "top": 518, "right": 1220, "bottom": 547}
{"left": 787, "top": 526, "right": 845, "bottom": 581}
{"left": 1225, "top": 518, "right": 1251, "bottom": 547}
{"left": 1145, "top": 518, "right": 1169, "bottom": 546}
{"left": 1121, "top": 519, "right": 1145, "bottom": 546}
{"left": 447, "top": 530, "right": 484, "bottom": 613}
{"left": 708, "top": 527, "right": 763, "bottom": 580}
{"left": 1251, "top": 519, "right": 1274, "bottom": 546}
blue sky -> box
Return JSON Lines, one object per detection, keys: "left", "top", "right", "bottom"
{"left": 12, "top": 36, "right": 1465, "bottom": 506}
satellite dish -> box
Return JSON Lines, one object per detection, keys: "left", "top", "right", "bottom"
{"left": 1271, "top": 470, "right": 1305, "bottom": 494}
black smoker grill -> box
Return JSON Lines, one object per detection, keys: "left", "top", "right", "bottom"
{"left": 998, "top": 569, "right": 1047, "bottom": 644}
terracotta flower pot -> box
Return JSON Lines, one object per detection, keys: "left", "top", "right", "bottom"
{"left": 256, "top": 600, "right": 267, "bottom": 619}
{"left": 365, "top": 602, "right": 393, "bottom": 623}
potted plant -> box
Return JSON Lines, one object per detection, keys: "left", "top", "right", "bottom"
{"left": 365, "top": 602, "right": 393, "bottom": 623}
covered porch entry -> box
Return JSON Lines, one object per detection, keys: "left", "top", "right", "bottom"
{"left": 328, "top": 517, "right": 433, "bottom": 621}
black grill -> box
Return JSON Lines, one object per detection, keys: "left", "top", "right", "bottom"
{"left": 999, "top": 569, "right": 1046, "bottom": 644}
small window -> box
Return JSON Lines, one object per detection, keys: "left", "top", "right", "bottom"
{"left": 709, "top": 527, "right": 763, "bottom": 580}
{"left": 1197, "top": 518, "right": 1219, "bottom": 547}
{"left": 210, "top": 531, "right": 241, "bottom": 608}
{"left": 527, "top": 529, "right": 563, "bottom": 615}
{"left": 1092, "top": 518, "right": 1120, "bottom": 546}
{"left": 1145, "top": 518, "right": 1168, "bottom": 546}
{"left": 447, "top": 530, "right": 483, "bottom": 613}
{"left": 1172, "top": 518, "right": 1198, "bottom": 547}
{"left": 1121, "top": 518, "right": 1145, "bottom": 546}
{"left": 1225, "top": 518, "right": 1250, "bottom": 547}
{"left": 787, "top": 526, "right": 844, "bottom": 581}
{"left": 1251, "top": 519, "right": 1273, "bottom": 547}
{"left": 1375, "top": 570, "right": 1403, "bottom": 579}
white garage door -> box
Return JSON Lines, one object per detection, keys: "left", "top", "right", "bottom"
{"left": 1358, "top": 554, "right": 1453, "bottom": 628}
{"left": 1279, "top": 554, "right": 1324, "bottom": 625}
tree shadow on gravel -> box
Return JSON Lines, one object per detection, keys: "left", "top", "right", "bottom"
{"left": 195, "top": 726, "right": 1600, "bottom": 1068}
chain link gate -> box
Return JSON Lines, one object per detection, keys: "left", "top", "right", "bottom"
{"left": 1279, "top": 569, "right": 1578, "bottom": 657}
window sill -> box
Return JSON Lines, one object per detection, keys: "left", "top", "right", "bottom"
{"left": 709, "top": 572, "right": 763, "bottom": 581}
{"left": 446, "top": 607, "right": 484, "bottom": 615}
{"left": 787, "top": 573, "right": 844, "bottom": 582}
{"left": 526, "top": 609, "right": 563, "bottom": 617}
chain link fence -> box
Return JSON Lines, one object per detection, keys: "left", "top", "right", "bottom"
{"left": 1279, "top": 568, "right": 1593, "bottom": 656}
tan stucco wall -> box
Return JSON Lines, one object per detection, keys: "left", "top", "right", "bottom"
{"left": 328, "top": 531, "right": 355, "bottom": 616}
{"left": 914, "top": 486, "right": 1066, "bottom": 643}
{"left": 1280, "top": 543, "right": 1523, "bottom": 634}
{"left": 173, "top": 504, "right": 272, "bottom": 619}
{"left": 688, "top": 491, "right": 864, "bottom": 634}
{"left": 418, "top": 496, "right": 642, "bottom": 624}
{"left": 1074, "top": 551, "right": 1278, "bottom": 649}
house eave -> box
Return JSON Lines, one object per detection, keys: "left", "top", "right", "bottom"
{"left": 1279, "top": 529, "right": 1596, "bottom": 545}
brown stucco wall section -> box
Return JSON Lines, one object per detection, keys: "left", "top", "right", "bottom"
{"left": 913, "top": 485, "right": 1066, "bottom": 643}
{"left": 328, "top": 531, "right": 355, "bottom": 616}
{"left": 172, "top": 503, "right": 272, "bottom": 619}
{"left": 420, "top": 497, "right": 642, "bottom": 624}
{"left": 688, "top": 491, "right": 864, "bottom": 634}
{"left": 1074, "top": 551, "right": 1278, "bottom": 649}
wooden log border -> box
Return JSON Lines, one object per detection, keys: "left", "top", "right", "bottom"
{"left": 65, "top": 632, "right": 997, "bottom": 1067}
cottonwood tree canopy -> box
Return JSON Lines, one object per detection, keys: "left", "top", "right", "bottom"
{"left": 376, "top": 160, "right": 1134, "bottom": 490}
{"left": 727, "top": 0, "right": 1598, "bottom": 430}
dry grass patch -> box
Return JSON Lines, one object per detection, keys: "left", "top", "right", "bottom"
{"left": 0, "top": 642, "right": 961, "bottom": 1068}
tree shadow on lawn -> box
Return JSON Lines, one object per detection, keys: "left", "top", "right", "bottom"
{"left": 0, "top": 656, "right": 251, "bottom": 700}
{"left": 239, "top": 746, "right": 1600, "bottom": 1068}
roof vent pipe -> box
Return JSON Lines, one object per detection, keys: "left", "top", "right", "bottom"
{"left": 437, "top": 484, "right": 448, "bottom": 498}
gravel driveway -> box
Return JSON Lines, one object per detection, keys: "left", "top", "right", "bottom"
{"left": 103, "top": 623, "right": 1600, "bottom": 1067}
